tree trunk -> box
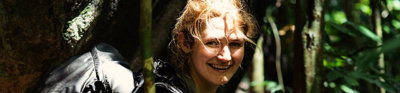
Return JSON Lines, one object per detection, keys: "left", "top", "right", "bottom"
{"left": 304, "top": 0, "right": 324, "bottom": 92}
{"left": 293, "top": 0, "right": 306, "bottom": 92}
{"left": 294, "top": 0, "right": 324, "bottom": 92}
{"left": 371, "top": 0, "right": 385, "bottom": 92}
{"left": 139, "top": 0, "right": 155, "bottom": 93}
{"left": 0, "top": 0, "right": 142, "bottom": 92}
{"left": 152, "top": 0, "right": 185, "bottom": 57}
{"left": 0, "top": 0, "right": 96, "bottom": 92}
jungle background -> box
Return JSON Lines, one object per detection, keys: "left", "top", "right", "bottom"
{"left": 0, "top": 0, "right": 400, "bottom": 93}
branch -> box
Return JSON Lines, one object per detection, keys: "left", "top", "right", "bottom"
{"left": 268, "top": 17, "right": 285, "bottom": 92}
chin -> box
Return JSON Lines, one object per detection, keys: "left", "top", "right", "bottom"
{"left": 214, "top": 75, "right": 232, "bottom": 85}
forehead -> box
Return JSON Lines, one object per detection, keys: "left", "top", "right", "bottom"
{"left": 201, "top": 17, "right": 244, "bottom": 39}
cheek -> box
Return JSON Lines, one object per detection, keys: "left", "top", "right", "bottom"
{"left": 232, "top": 47, "right": 245, "bottom": 63}
{"left": 192, "top": 43, "right": 216, "bottom": 60}
{"left": 190, "top": 44, "right": 215, "bottom": 65}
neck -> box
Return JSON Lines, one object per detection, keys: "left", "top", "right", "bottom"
{"left": 190, "top": 69, "right": 219, "bottom": 93}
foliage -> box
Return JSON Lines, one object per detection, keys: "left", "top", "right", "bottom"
{"left": 260, "top": 0, "right": 400, "bottom": 92}
{"left": 323, "top": 0, "right": 400, "bottom": 92}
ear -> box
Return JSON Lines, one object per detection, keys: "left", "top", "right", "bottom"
{"left": 178, "top": 32, "right": 192, "bottom": 53}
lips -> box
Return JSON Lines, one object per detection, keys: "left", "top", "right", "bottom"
{"left": 208, "top": 63, "right": 232, "bottom": 70}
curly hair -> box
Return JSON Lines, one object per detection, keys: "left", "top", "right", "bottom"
{"left": 168, "top": 0, "right": 258, "bottom": 75}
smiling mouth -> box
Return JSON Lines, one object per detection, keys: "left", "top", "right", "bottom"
{"left": 208, "top": 63, "right": 232, "bottom": 70}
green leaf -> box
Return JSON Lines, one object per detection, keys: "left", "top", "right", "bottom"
{"left": 344, "top": 76, "right": 359, "bottom": 86}
{"left": 324, "top": 58, "right": 344, "bottom": 68}
{"left": 392, "top": 20, "right": 400, "bottom": 30}
{"left": 332, "top": 11, "right": 348, "bottom": 24}
{"left": 346, "top": 22, "right": 382, "bottom": 42}
{"left": 264, "top": 80, "right": 282, "bottom": 92}
{"left": 383, "top": 25, "right": 390, "bottom": 34}
{"left": 327, "top": 22, "right": 356, "bottom": 36}
{"left": 388, "top": 0, "right": 400, "bottom": 11}
{"left": 353, "top": 50, "right": 379, "bottom": 71}
{"left": 324, "top": 13, "right": 332, "bottom": 22}
{"left": 382, "top": 38, "right": 400, "bottom": 52}
{"left": 335, "top": 58, "right": 344, "bottom": 67}
{"left": 329, "top": 82, "right": 336, "bottom": 88}
{"left": 349, "top": 71, "right": 396, "bottom": 92}
{"left": 356, "top": 3, "right": 372, "bottom": 15}
{"left": 327, "top": 70, "right": 341, "bottom": 81}
{"left": 340, "top": 85, "right": 359, "bottom": 93}
{"left": 323, "top": 43, "right": 333, "bottom": 52}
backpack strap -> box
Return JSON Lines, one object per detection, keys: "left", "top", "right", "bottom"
{"left": 82, "top": 46, "right": 112, "bottom": 93}
{"left": 90, "top": 47, "right": 101, "bottom": 81}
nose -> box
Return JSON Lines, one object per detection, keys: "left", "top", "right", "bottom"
{"left": 217, "top": 45, "right": 232, "bottom": 62}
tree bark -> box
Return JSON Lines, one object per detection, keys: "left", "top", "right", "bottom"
{"left": 0, "top": 0, "right": 87, "bottom": 92}
{"left": 139, "top": 0, "right": 155, "bottom": 93}
{"left": 293, "top": 0, "right": 306, "bottom": 92}
{"left": 0, "top": 0, "right": 141, "bottom": 92}
{"left": 304, "top": 0, "right": 324, "bottom": 93}
{"left": 294, "top": 0, "right": 324, "bottom": 92}
{"left": 152, "top": 0, "right": 185, "bottom": 57}
{"left": 371, "top": 0, "right": 385, "bottom": 93}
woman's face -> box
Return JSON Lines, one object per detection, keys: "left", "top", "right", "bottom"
{"left": 189, "top": 17, "right": 245, "bottom": 86}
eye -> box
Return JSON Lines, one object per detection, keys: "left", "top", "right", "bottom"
{"left": 229, "top": 42, "right": 243, "bottom": 48}
{"left": 205, "top": 41, "right": 220, "bottom": 47}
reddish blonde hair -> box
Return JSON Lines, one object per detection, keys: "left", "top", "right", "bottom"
{"left": 169, "top": 0, "right": 258, "bottom": 74}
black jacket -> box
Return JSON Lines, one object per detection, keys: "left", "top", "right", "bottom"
{"left": 133, "top": 59, "right": 195, "bottom": 93}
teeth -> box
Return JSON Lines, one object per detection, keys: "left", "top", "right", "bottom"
{"left": 209, "top": 64, "right": 231, "bottom": 70}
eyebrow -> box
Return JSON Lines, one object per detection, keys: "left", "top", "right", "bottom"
{"left": 205, "top": 36, "right": 244, "bottom": 42}
{"left": 229, "top": 38, "right": 243, "bottom": 41}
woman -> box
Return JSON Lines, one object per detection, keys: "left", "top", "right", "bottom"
{"left": 162, "top": 0, "right": 258, "bottom": 92}
{"left": 37, "top": 0, "right": 257, "bottom": 92}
